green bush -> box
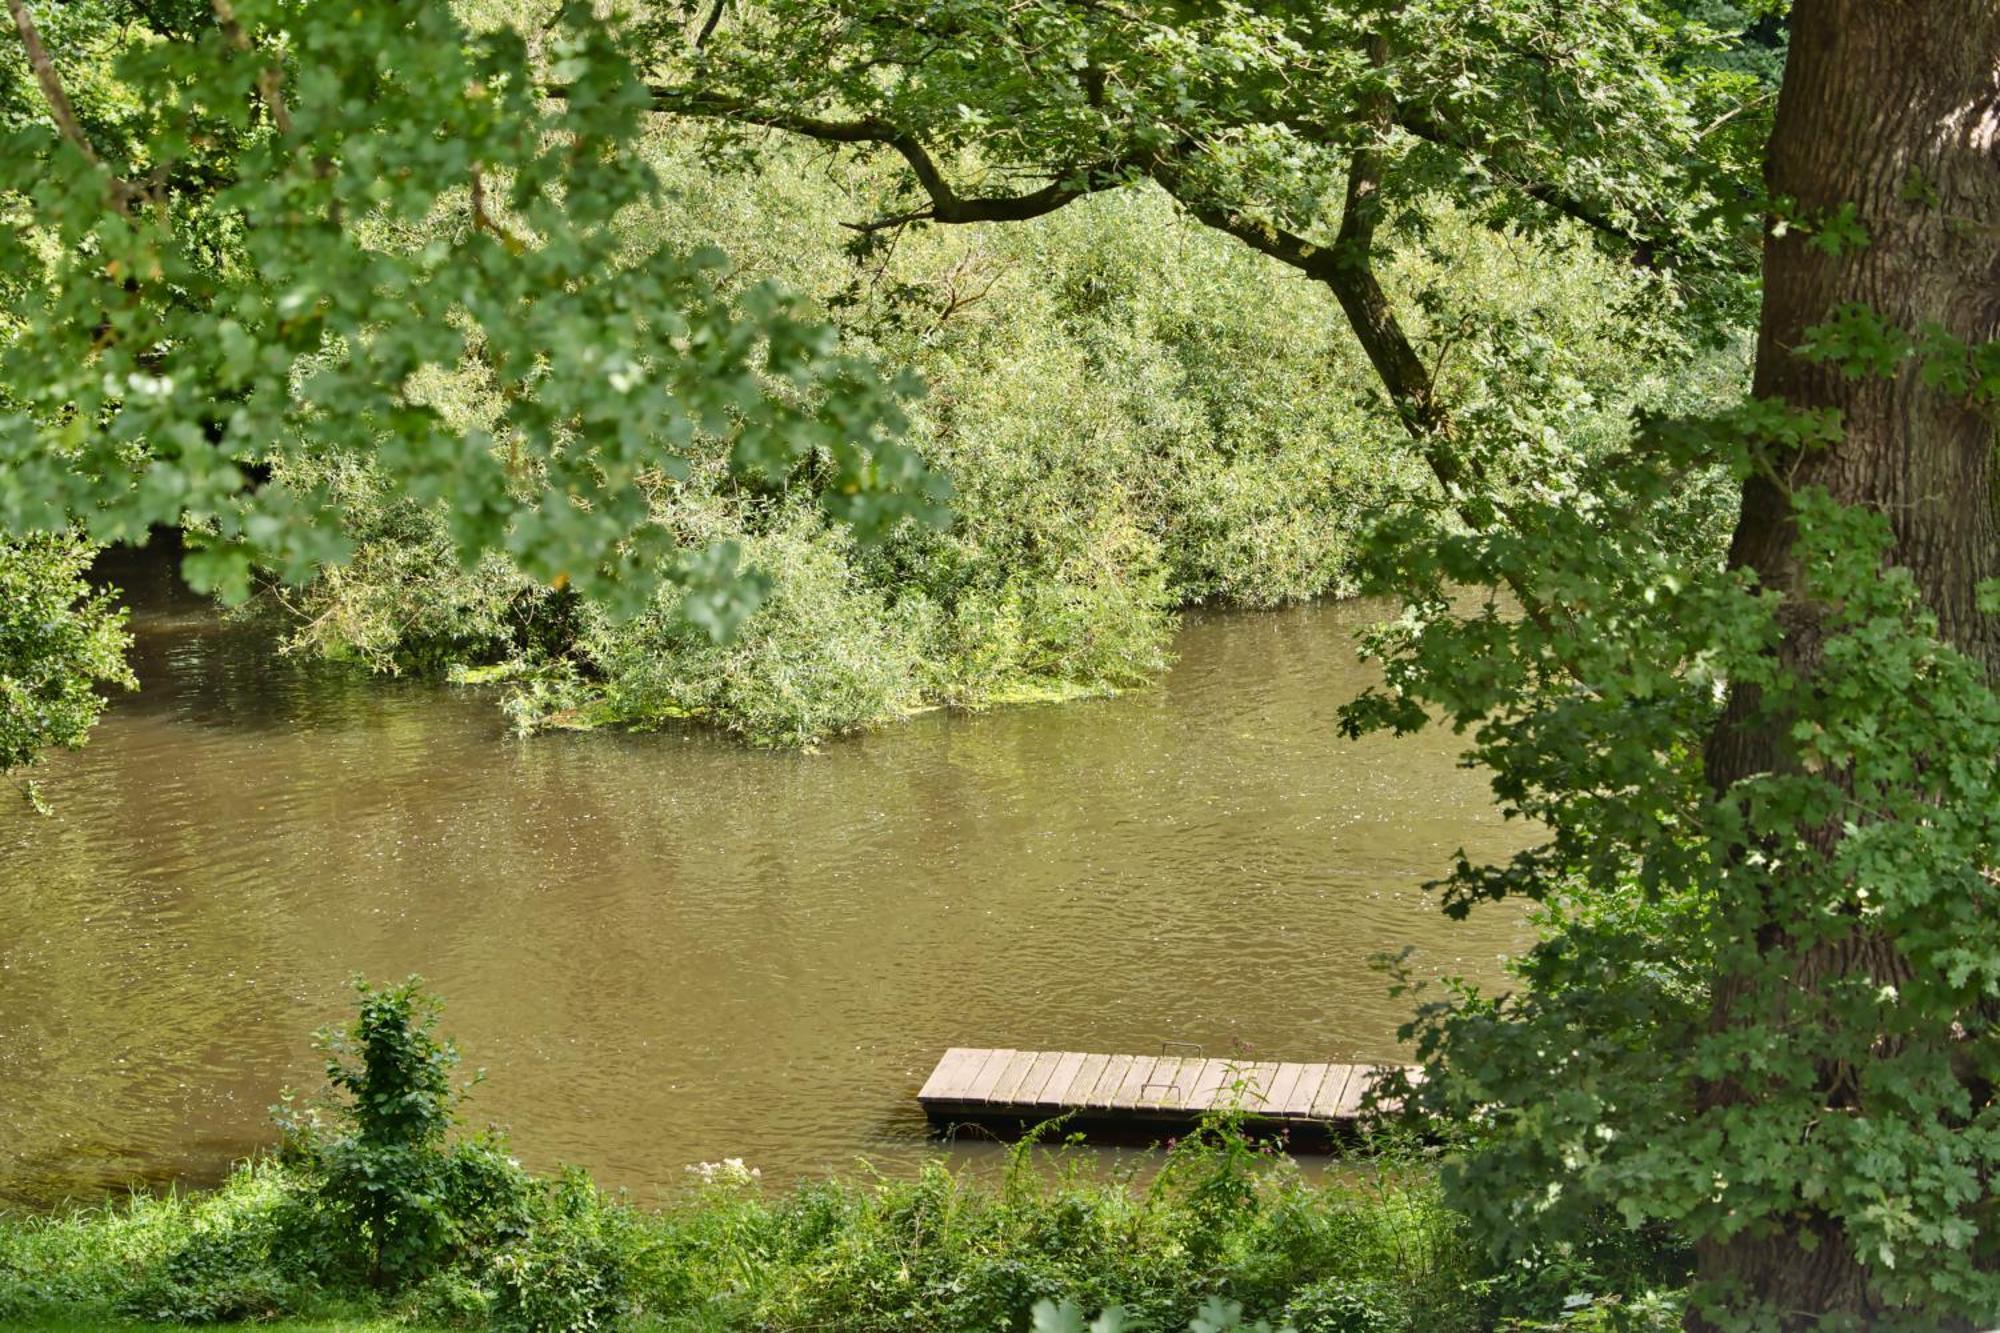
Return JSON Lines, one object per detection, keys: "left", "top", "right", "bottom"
{"left": 489, "top": 1173, "right": 628, "bottom": 1332}
{"left": 1281, "top": 1277, "right": 1409, "bottom": 1333}
{"left": 285, "top": 979, "right": 536, "bottom": 1291}
{"left": 119, "top": 1223, "right": 295, "bottom": 1324}
{"left": 257, "top": 126, "right": 1722, "bottom": 749}
{"left": 573, "top": 519, "right": 927, "bottom": 746}
{"left": 0, "top": 534, "right": 134, "bottom": 792}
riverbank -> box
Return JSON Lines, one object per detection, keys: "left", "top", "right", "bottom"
{"left": 0, "top": 984, "right": 1686, "bottom": 1332}
{"left": 0, "top": 1144, "right": 1679, "bottom": 1332}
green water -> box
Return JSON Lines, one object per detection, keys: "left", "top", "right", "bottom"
{"left": 0, "top": 561, "right": 1533, "bottom": 1206}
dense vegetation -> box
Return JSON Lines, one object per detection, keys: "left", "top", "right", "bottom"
{"left": 637, "top": 4, "right": 2000, "bottom": 1324}
{"left": 266, "top": 151, "right": 1726, "bottom": 745}
{"left": 8, "top": 0, "right": 2000, "bottom": 1328}
{"left": 0, "top": 534, "right": 131, "bottom": 798}
{"left": 0, "top": 0, "right": 1740, "bottom": 753}
{"left": 0, "top": 983, "right": 1682, "bottom": 1333}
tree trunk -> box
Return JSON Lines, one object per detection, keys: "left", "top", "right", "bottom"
{"left": 1695, "top": 2, "right": 2000, "bottom": 1325}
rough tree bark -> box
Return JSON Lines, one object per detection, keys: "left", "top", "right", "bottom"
{"left": 1697, "top": 3, "right": 2000, "bottom": 1325}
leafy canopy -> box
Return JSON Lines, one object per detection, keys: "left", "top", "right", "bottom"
{"left": 0, "top": 0, "right": 944, "bottom": 632}
{"left": 1352, "top": 387, "right": 2000, "bottom": 1327}
{"left": 651, "top": 0, "right": 1770, "bottom": 322}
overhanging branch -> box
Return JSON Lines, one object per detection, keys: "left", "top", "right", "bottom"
{"left": 639, "top": 86, "right": 1136, "bottom": 230}
{"left": 6, "top": 0, "right": 136, "bottom": 210}
{"left": 621, "top": 75, "right": 1582, "bottom": 665}
{"left": 1394, "top": 107, "right": 1662, "bottom": 266}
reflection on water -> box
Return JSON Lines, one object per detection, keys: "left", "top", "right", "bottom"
{"left": 0, "top": 552, "right": 1534, "bottom": 1207}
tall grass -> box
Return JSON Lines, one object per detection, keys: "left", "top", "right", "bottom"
{"left": 0, "top": 1131, "right": 1688, "bottom": 1331}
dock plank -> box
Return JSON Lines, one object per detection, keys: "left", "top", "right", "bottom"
{"left": 1064, "top": 1053, "right": 1112, "bottom": 1108}
{"left": 1086, "top": 1054, "right": 1135, "bottom": 1109}
{"left": 1017, "top": 1050, "right": 1066, "bottom": 1105}
{"left": 1237, "top": 1061, "right": 1281, "bottom": 1111}
{"left": 1277, "top": 1063, "right": 1330, "bottom": 1118}
{"left": 1141, "top": 1057, "right": 1189, "bottom": 1110}
{"left": 963, "top": 1048, "right": 1017, "bottom": 1102}
{"left": 916, "top": 1049, "right": 1415, "bottom": 1137}
{"left": 918, "top": 1048, "right": 989, "bottom": 1103}
{"left": 1309, "top": 1065, "right": 1356, "bottom": 1120}
{"left": 1034, "top": 1052, "right": 1090, "bottom": 1109}
{"left": 986, "top": 1050, "right": 1043, "bottom": 1104}
{"left": 1263, "top": 1062, "right": 1308, "bottom": 1113}
{"left": 1111, "top": 1056, "right": 1159, "bottom": 1108}
{"left": 1327, "top": 1064, "right": 1372, "bottom": 1119}
{"left": 1186, "top": 1059, "right": 1233, "bottom": 1111}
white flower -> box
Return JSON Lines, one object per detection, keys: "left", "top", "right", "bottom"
{"left": 685, "top": 1158, "right": 761, "bottom": 1186}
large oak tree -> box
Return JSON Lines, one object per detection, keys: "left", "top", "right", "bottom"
{"left": 653, "top": 2, "right": 2000, "bottom": 1325}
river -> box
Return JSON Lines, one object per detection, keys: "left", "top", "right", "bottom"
{"left": 0, "top": 557, "right": 1535, "bottom": 1207}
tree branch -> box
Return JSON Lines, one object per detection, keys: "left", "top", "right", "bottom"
{"left": 641, "top": 73, "right": 1579, "bottom": 661}
{"left": 693, "top": 0, "right": 726, "bottom": 49}
{"left": 633, "top": 82, "right": 1666, "bottom": 268}
{"left": 1394, "top": 107, "right": 1662, "bottom": 267}
{"left": 640, "top": 85, "right": 1135, "bottom": 229}
{"left": 211, "top": 0, "right": 293, "bottom": 135}
{"left": 6, "top": 0, "right": 134, "bottom": 210}
{"left": 1155, "top": 64, "right": 1575, "bottom": 657}
{"left": 469, "top": 165, "right": 529, "bottom": 251}
{"left": 1284, "top": 104, "right": 1666, "bottom": 267}
{"left": 1146, "top": 152, "right": 1465, "bottom": 490}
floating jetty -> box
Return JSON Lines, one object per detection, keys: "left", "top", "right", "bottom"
{"left": 917, "top": 1047, "right": 1416, "bottom": 1144}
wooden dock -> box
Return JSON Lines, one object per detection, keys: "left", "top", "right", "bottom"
{"left": 917, "top": 1048, "right": 1415, "bottom": 1142}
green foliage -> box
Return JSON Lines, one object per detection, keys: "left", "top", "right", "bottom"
{"left": 1661, "top": 2, "right": 1789, "bottom": 87}
{"left": 486, "top": 1172, "right": 627, "bottom": 1332}
{"left": 120, "top": 1214, "right": 296, "bottom": 1323}
{"left": 0, "top": 0, "right": 938, "bottom": 617}
{"left": 0, "top": 533, "right": 134, "bottom": 785}
{"left": 1342, "top": 366, "right": 2000, "bottom": 1327}
{"left": 271, "top": 131, "right": 1707, "bottom": 745}
{"left": 660, "top": 0, "right": 1772, "bottom": 322}
{"left": 3, "top": 0, "right": 1750, "bottom": 755}
{"left": 565, "top": 518, "right": 928, "bottom": 746}
{"left": 287, "top": 978, "right": 534, "bottom": 1291}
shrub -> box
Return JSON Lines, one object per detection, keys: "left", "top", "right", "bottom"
{"left": 117, "top": 1222, "right": 294, "bottom": 1324}
{"left": 575, "top": 519, "right": 926, "bottom": 746}
{"left": 489, "top": 1172, "right": 628, "bottom": 1332}
{"left": 259, "top": 130, "right": 1722, "bottom": 750}
{"left": 1282, "top": 1277, "right": 1411, "bottom": 1333}
{"left": 0, "top": 534, "right": 134, "bottom": 791}
{"left": 290, "top": 977, "right": 534, "bottom": 1291}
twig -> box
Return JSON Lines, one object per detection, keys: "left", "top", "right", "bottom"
{"left": 5, "top": 0, "right": 135, "bottom": 210}
{"left": 469, "top": 165, "right": 529, "bottom": 251}
{"left": 211, "top": 0, "right": 293, "bottom": 135}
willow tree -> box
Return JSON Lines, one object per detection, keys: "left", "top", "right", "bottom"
{"left": 653, "top": 2, "right": 2000, "bottom": 1326}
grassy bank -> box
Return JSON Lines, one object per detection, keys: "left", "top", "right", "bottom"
{"left": 0, "top": 1146, "right": 1410, "bottom": 1331}
{"left": 0, "top": 984, "right": 1686, "bottom": 1332}
{"left": 0, "top": 1145, "right": 1683, "bottom": 1333}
